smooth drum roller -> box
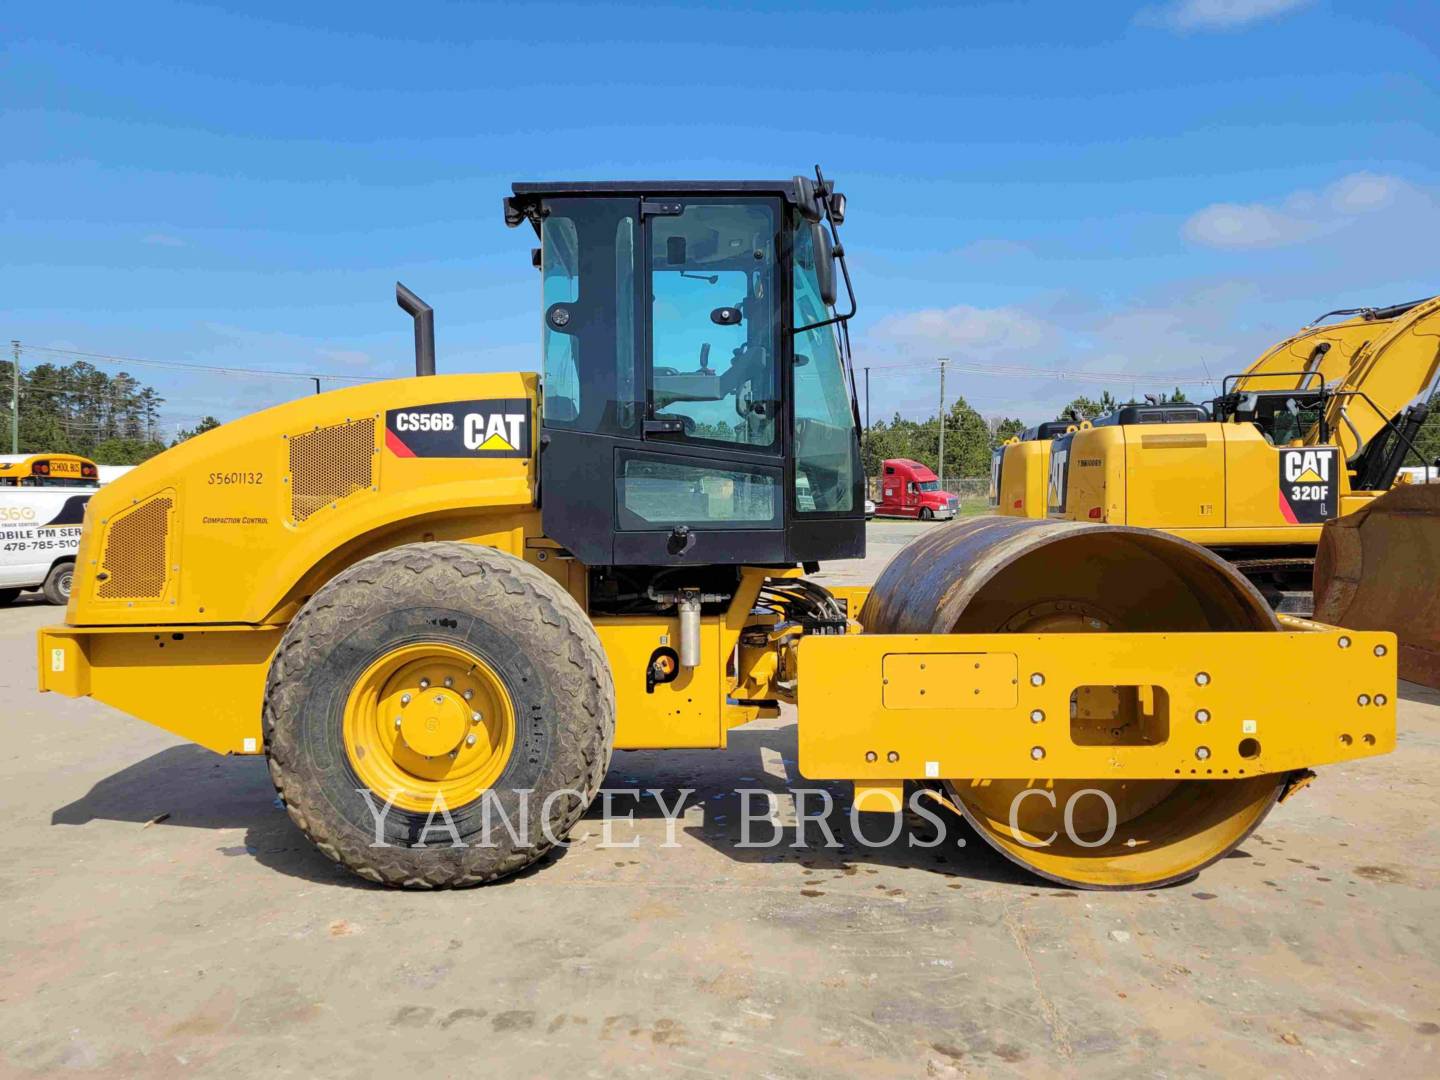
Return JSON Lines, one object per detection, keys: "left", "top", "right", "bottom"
{"left": 865, "top": 516, "right": 1286, "bottom": 890}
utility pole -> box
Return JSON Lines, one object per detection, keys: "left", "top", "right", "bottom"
{"left": 937, "top": 357, "right": 948, "bottom": 486}
{"left": 10, "top": 341, "right": 19, "bottom": 455}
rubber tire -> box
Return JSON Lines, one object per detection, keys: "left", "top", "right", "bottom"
{"left": 41, "top": 562, "right": 73, "bottom": 605}
{"left": 0, "top": 588, "right": 19, "bottom": 606}
{"left": 264, "top": 542, "right": 615, "bottom": 888}
{"left": 918, "top": 507, "right": 934, "bottom": 521}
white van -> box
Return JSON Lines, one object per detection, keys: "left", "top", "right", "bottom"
{"left": 0, "top": 454, "right": 100, "bottom": 605}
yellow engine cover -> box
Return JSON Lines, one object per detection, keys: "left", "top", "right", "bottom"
{"left": 69, "top": 373, "right": 541, "bottom": 628}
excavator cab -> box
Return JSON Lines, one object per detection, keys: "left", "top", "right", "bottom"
{"left": 1212, "top": 371, "right": 1330, "bottom": 447}
{"left": 504, "top": 173, "right": 863, "bottom": 569}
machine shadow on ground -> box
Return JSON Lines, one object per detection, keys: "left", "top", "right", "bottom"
{"left": 48, "top": 721, "right": 1054, "bottom": 890}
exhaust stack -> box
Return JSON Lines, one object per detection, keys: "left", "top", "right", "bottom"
{"left": 396, "top": 282, "right": 435, "bottom": 377}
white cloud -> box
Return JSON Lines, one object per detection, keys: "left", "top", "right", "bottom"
{"left": 855, "top": 279, "right": 1289, "bottom": 424}
{"left": 1329, "top": 172, "right": 1401, "bottom": 213}
{"left": 1183, "top": 201, "right": 1314, "bottom": 248}
{"left": 1183, "top": 172, "right": 1413, "bottom": 250}
{"left": 867, "top": 304, "right": 1054, "bottom": 356}
{"left": 141, "top": 232, "right": 187, "bottom": 248}
{"left": 1136, "top": 0, "right": 1313, "bottom": 31}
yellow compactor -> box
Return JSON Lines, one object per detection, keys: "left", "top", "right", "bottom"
{"left": 37, "top": 173, "right": 1396, "bottom": 890}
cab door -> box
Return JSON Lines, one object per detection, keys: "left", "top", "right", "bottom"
{"left": 613, "top": 198, "right": 787, "bottom": 564}
{"left": 539, "top": 195, "right": 791, "bottom": 566}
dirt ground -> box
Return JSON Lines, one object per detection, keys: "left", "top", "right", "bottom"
{"left": 2, "top": 522, "right": 1437, "bottom": 1078}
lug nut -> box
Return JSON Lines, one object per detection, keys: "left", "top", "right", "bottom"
{"left": 1195, "top": 672, "right": 1210, "bottom": 686}
{"left": 1196, "top": 746, "right": 1211, "bottom": 761}
{"left": 419, "top": 678, "right": 430, "bottom": 689}
{"left": 466, "top": 734, "right": 477, "bottom": 747}
{"left": 1195, "top": 709, "right": 1210, "bottom": 724}
{"left": 1375, "top": 694, "right": 1387, "bottom": 706}
{"left": 1338, "top": 636, "right": 1351, "bottom": 648}
{"left": 1030, "top": 746, "right": 1045, "bottom": 761}
{"left": 464, "top": 689, "right": 474, "bottom": 701}
{"left": 1357, "top": 694, "right": 1371, "bottom": 706}
{"left": 1030, "top": 673, "right": 1045, "bottom": 687}
{"left": 865, "top": 750, "right": 877, "bottom": 763}
{"left": 400, "top": 693, "right": 411, "bottom": 706}
{"left": 471, "top": 711, "right": 482, "bottom": 724}
{"left": 444, "top": 677, "right": 454, "bottom": 688}
{"left": 1374, "top": 644, "right": 1387, "bottom": 657}
{"left": 394, "top": 717, "right": 402, "bottom": 729}
{"left": 448, "top": 750, "right": 457, "bottom": 759}
{"left": 1030, "top": 709, "right": 1045, "bottom": 724}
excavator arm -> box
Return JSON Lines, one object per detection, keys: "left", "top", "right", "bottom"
{"left": 1314, "top": 296, "right": 1440, "bottom": 477}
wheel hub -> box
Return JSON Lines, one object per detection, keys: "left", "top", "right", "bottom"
{"left": 342, "top": 644, "right": 515, "bottom": 813}
{"left": 396, "top": 686, "right": 469, "bottom": 758}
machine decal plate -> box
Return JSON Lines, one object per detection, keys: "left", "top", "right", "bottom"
{"left": 385, "top": 399, "right": 531, "bottom": 459}
{"left": 1277, "top": 447, "right": 1337, "bottom": 524}
{"left": 1047, "top": 441, "right": 1071, "bottom": 514}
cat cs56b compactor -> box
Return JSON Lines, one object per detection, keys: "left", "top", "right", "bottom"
{"left": 38, "top": 172, "right": 1396, "bottom": 890}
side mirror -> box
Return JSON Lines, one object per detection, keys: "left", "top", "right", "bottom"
{"left": 792, "top": 176, "right": 822, "bottom": 223}
{"left": 811, "top": 223, "right": 837, "bottom": 307}
{"left": 828, "top": 192, "right": 847, "bottom": 225}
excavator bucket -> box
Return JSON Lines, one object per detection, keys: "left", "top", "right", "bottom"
{"left": 1314, "top": 483, "right": 1440, "bottom": 688}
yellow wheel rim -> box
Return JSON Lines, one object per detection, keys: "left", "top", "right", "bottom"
{"left": 342, "top": 643, "right": 516, "bottom": 815}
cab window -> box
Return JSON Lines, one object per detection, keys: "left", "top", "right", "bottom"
{"left": 647, "top": 201, "right": 778, "bottom": 449}
{"left": 791, "top": 223, "right": 858, "bottom": 512}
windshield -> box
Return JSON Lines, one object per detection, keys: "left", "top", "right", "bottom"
{"left": 918, "top": 480, "right": 940, "bottom": 493}
{"left": 791, "top": 222, "right": 859, "bottom": 512}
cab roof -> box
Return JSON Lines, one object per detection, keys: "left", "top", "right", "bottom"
{"left": 505, "top": 178, "right": 830, "bottom": 230}
{"left": 510, "top": 178, "right": 815, "bottom": 202}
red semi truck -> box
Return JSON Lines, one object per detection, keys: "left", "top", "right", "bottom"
{"left": 874, "top": 458, "right": 957, "bottom": 520}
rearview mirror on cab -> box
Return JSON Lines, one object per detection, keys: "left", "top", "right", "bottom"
{"left": 811, "top": 223, "right": 837, "bottom": 307}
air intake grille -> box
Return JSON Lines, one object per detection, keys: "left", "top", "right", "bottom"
{"left": 289, "top": 417, "right": 376, "bottom": 524}
{"left": 97, "top": 495, "right": 173, "bottom": 600}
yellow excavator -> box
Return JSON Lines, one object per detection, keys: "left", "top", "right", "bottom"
{"left": 984, "top": 297, "right": 1382, "bottom": 520}
{"left": 989, "top": 418, "right": 1071, "bottom": 516}
{"left": 34, "top": 172, "right": 1398, "bottom": 890}
{"left": 997, "top": 297, "right": 1440, "bottom": 612}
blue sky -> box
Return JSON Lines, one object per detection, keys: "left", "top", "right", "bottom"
{"left": 3, "top": 0, "right": 1436, "bottom": 435}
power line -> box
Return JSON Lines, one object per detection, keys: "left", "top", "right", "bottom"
{"left": 862, "top": 357, "right": 1217, "bottom": 387}
{"left": 17, "top": 344, "right": 381, "bottom": 384}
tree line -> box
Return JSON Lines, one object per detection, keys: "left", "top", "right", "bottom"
{"left": 861, "top": 388, "right": 1190, "bottom": 478}
{"left": 0, "top": 359, "right": 220, "bottom": 464}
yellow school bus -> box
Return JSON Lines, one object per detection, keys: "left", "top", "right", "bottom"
{"left": 0, "top": 454, "right": 100, "bottom": 488}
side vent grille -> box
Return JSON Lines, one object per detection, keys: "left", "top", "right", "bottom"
{"left": 96, "top": 494, "right": 174, "bottom": 600}
{"left": 289, "top": 417, "right": 376, "bottom": 524}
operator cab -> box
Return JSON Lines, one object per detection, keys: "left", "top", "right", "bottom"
{"left": 1023, "top": 420, "right": 1077, "bottom": 440}
{"left": 1212, "top": 371, "right": 1330, "bottom": 446}
{"left": 505, "top": 171, "right": 862, "bottom": 568}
